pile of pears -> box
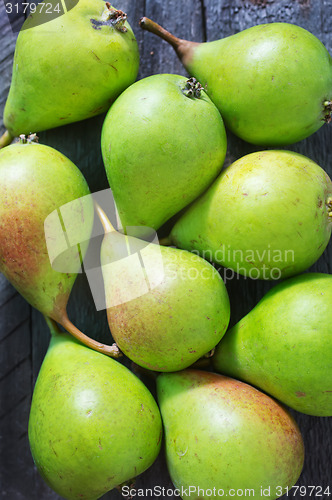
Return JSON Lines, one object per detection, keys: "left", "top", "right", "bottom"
{"left": 1, "top": 2, "right": 332, "bottom": 499}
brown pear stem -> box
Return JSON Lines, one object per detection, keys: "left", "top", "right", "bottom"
{"left": 95, "top": 202, "right": 116, "bottom": 233}
{"left": 139, "top": 17, "right": 198, "bottom": 68}
{"left": 58, "top": 312, "right": 122, "bottom": 358}
{"left": 139, "top": 17, "right": 184, "bottom": 51}
{"left": 0, "top": 130, "right": 13, "bottom": 149}
{"left": 104, "top": 4, "right": 128, "bottom": 32}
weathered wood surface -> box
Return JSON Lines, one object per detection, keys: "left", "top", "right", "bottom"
{"left": 0, "top": 0, "right": 331, "bottom": 498}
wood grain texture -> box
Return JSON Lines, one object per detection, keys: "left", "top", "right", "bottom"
{"left": 0, "top": 0, "right": 331, "bottom": 498}
{"left": 0, "top": 2, "right": 40, "bottom": 497}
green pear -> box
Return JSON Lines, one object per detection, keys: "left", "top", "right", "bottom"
{"left": 140, "top": 18, "right": 332, "bottom": 146}
{"left": 169, "top": 150, "right": 332, "bottom": 280}
{"left": 97, "top": 205, "right": 230, "bottom": 371}
{"left": 0, "top": 138, "right": 118, "bottom": 356}
{"left": 213, "top": 272, "right": 332, "bottom": 416}
{"left": 101, "top": 74, "right": 227, "bottom": 231}
{"left": 157, "top": 370, "right": 304, "bottom": 500}
{"left": 1, "top": 0, "right": 139, "bottom": 147}
{"left": 28, "top": 319, "right": 162, "bottom": 500}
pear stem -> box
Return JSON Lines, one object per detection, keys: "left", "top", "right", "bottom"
{"left": 0, "top": 130, "right": 14, "bottom": 149}
{"left": 103, "top": 3, "right": 128, "bottom": 32}
{"left": 58, "top": 312, "right": 122, "bottom": 358}
{"left": 139, "top": 17, "right": 183, "bottom": 51}
{"left": 95, "top": 202, "right": 116, "bottom": 233}
{"left": 139, "top": 17, "right": 198, "bottom": 69}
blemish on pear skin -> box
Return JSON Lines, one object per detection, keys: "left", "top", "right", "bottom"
{"left": 49, "top": 441, "right": 58, "bottom": 456}
{"left": 108, "top": 64, "right": 118, "bottom": 72}
{"left": 0, "top": 211, "right": 43, "bottom": 283}
{"left": 91, "top": 106, "right": 104, "bottom": 114}
{"left": 90, "top": 19, "right": 102, "bottom": 30}
{"left": 296, "top": 391, "right": 306, "bottom": 398}
{"left": 91, "top": 51, "right": 101, "bottom": 61}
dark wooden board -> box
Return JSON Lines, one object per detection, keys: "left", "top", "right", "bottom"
{"left": 0, "top": 0, "right": 331, "bottom": 498}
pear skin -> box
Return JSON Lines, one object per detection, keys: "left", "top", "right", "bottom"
{"left": 0, "top": 140, "right": 119, "bottom": 356}
{"left": 140, "top": 18, "right": 332, "bottom": 146}
{"left": 97, "top": 205, "right": 230, "bottom": 372}
{"left": 213, "top": 273, "right": 332, "bottom": 416}
{"left": 157, "top": 370, "right": 304, "bottom": 500}
{"left": 0, "top": 140, "right": 92, "bottom": 318}
{"left": 101, "top": 74, "right": 227, "bottom": 231}
{"left": 2, "top": 0, "right": 139, "bottom": 143}
{"left": 28, "top": 321, "right": 162, "bottom": 500}
{"left": 170, "top": 150, "right": 332, "bottom": 280}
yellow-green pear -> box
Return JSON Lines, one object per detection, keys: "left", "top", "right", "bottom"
{"left": 157, "top": 370, "right": 304, "bottom": 500}
{"left": 213, "top": 273, "right": 332, "bottom": 416}
{"left": 97, "top": 205, "right": 230, "bottom": 372}
{"left": 101, "top": 74, "right": 227, "bottom": 231}
{"left": 140, "top": 18, "right": 332, "bottom": 146}
{"left": 1, "top": 0, "right": 139, "bottom": 147}
{"left": 28, "top": 320, "right": 162, "bottom": 500}
{"left": 0, "top": 138, "right": 117, "bottom": 356}
{"left": 169, "top": 150, "right": 332, "bottom": 280}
